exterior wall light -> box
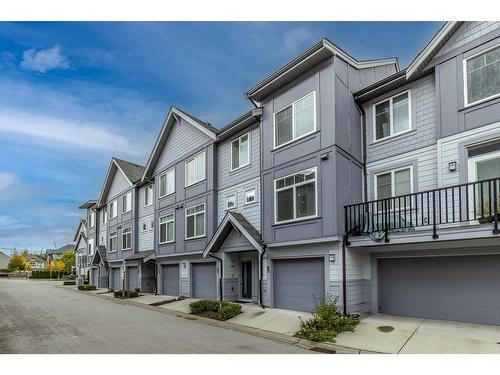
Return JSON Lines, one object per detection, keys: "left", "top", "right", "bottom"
{"left": 329, "top": 254, "right": 336, "bottom": 263}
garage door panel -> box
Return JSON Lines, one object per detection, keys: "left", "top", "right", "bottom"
{"left": 273, "top": 258, "right": 325, "bottom": 312}
{"left": 192, "top": 263, "right": 216, "bottom": 299}
{"left": 379, "top": 255, "right": 500, "bottom": 325}
{"left": 127, "top": 266, "right": 138, "bottom": 290}
{"left": 112, "top": 268, "right": 120, "bottom": 289}
{"left": 162, "top": 264, "right": 180, "bottom": 296}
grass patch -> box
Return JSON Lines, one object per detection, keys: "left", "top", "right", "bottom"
{"left": 294, "top": 295, "right": 359, "bottom": 343}
{"left": 189, "top": 300, "right": 241, "bottom": 321}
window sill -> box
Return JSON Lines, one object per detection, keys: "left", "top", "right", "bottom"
{"left": 185, "top": 179, "right": 206, "bottom": 189}
{"left": 272, "top": 216, "right": 320, "bottom": 227}
{"left": 185, "top": 236, "right": 206, "bottom": 241}
{"left": 229, "top": 163, "right": 252, "bottom": 174}
{"left": 243, "top": 201, "right": 258, "bottom": 207}
{"left": 272, "top": 130, "right": 319, "bottom": 152}
{"left": 159, "top": 241, "right": 175, "bottom": 245}
{"left": 370, "top": 128, "right": 415, "bottom": 146}
{"left": 159, "top": 192, "right": 175, "bottom": 200}
{"left": 461, "top": 94, "right": 500, "bottom": 111}
{"left": 122, "top": 210, "right": 132, "bottom": 215}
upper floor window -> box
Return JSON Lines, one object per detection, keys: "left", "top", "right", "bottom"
{"left": 109, "top": 232, "right": 117, "bottom": 252}
{"left": 465, "top": 44, "right": 500, "bottom": 106}
{"left": 159, "top": 169, "right": 175, "bottom": 198}
{"left": 88, "top": 212, "right": 95, "bottom": 228}
{"left": 274, "top": 91, "right": 316, "bottom": 148}
{"left": 375, "top": 167, "right": 412, "bottom": 209}
{"left": 144, "top": 185, "right": 153, "bottom": 206}
{"left": 122, "top": 227, "right": 132, "bottom": 250}
{"left": 101, "top": 209, "right": 107, "bottom": 224}
{"left": 374, "top": 91, "right": 411, "bottom": 142}
{"left": 226, "top": 194, "right": 237, "bottom": 210}
{"left": 159, "top": 213, "right": 175, "bottom": 244}
{"left": 244, "top": 188, "right": 256, "bottom": 205}
{"left": 88, "top": 239, "right": 94, "bottom": 256}
{"left": 468, "top": 150, "right": 500, "bottom": 182}
{"left": 231, "top": 133, "right": 250, "bottom": 170}
{"left": 185, "top": 151, "right": 206, "bottom": 187}
{"left": 275, "top": 168, "right": 317, "bottom": 223}
{"left": 185, "top": 203, "right": 205, "bottom": 239}
{"left": 109, "top": 200, "right": 117, "bottom": 219}
{"left": 122, "top": 192, "right": 132, "bottom": 214}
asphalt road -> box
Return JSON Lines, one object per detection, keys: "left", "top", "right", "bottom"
{"left": 0, "top": 279, "right": 312, "bottom": 354}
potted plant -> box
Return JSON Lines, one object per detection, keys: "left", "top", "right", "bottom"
{"left": 476, "top": 197, "right": 500, "bottom": 224}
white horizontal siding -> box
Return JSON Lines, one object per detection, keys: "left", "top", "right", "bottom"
{"left": 108, "top": 168, "right": 131, "bottom": 201}
{"left": 138, "top": 184, "right": 155, "bottom": 218}
{"left": 217, "top": 177, "right": 260, "bottom": 230}
{"left": 138, "top": 214, "right": 154, "bottom": 251}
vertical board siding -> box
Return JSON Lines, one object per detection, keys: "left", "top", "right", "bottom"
{"left": 154, "top": 118, "right": 212, "bottom": 174}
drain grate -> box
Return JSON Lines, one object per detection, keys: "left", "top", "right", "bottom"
{"left": 377, "top": 325, "right": 395, "bottom": 333}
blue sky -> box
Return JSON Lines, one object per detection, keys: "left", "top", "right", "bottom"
{"left": 0, "top": 21, "right": 441, "bottom": 254}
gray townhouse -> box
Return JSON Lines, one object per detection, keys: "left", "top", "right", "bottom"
{"left": 73, "top": 21, "right": 500, "bottom": 327}
{"left": 344, "top": 21, "right": 500, "bottom": 325}
{"left": 74, "top": 218, "right": 88, "bottom": 278}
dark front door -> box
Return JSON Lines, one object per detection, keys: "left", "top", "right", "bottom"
{"left": 241, "top": 261, "right": 252, "bottom": 299}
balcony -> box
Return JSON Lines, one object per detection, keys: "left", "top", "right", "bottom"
{"left": 345, "top": 177, "right": 500, "bottom": 244}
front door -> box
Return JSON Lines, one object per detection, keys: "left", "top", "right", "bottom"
{"left": 241, "top": 261, "right": 252, "bottom": 299}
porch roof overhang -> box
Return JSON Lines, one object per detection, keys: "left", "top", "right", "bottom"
{"left": 90, "top": 245, "right": 107, "bottom": 266}
{"left": 203, "top": 211, "right": 265, "bottom": 258}
{"left": 125, "top": 250, "right": 155, "bottom": 263}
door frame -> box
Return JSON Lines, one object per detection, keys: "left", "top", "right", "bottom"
{"left": 239, "top": 259, "right": 253, "bottom": 301}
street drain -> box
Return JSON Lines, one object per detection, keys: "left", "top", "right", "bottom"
{"left": 377, "top": 325, "right": 395, "bottom": 333}
{"left": 311, "top": 347, "right": 336, "bottom": 354}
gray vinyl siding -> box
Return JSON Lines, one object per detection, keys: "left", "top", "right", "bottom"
{"left": 138, "top": 213, "right": 154, "bottom": 251}
{"left": 108, "top": 168, "right": 131, "bottom": 200}
{"left": 154, "top": 117, "right": 213, "bottom": 174}
{"left": 217, "top": 177, "right": 260, "bottom": 229}
{"left": 138, "top": 184, "right": 155, "bottom": 218}
{"left": 97, "top": 208, "right": 107, "bottom": 246}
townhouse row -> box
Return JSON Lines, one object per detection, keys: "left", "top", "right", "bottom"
{"left": 75, "top": 21, "right": 500, "bottom": 325}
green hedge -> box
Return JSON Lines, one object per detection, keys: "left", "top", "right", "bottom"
{"left": 78, "top": 284, "right": 97, "bottom": 291}
{"left": 114, "top": 289, "right": 139, "bottom": 298}
{"left": 63, "top": 280, "right": 76, "bottom": 286}
{"left": 32, "top": 271, "right": 62, "bottom": 279}
{"left": 189, "top": 300, "right": 241, "bottom": 321}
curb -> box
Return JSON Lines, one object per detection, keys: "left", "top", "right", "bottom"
{"left": 60, "top": 285, "right": 366, "bottom": 354}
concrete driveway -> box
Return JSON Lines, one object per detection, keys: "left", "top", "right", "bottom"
{"left": 334, "top": 314, "right": 500, "bottom": 354}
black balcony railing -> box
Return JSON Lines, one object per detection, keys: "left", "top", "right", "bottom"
{"left": 345, "top": 177, "right": 500, "bottom": 244}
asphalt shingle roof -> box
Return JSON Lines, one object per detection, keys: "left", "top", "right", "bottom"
{"left": 228, "top": 211, "right": 265, "bottom": 247}
{"left": 113, "top": 158, "right": 145, "bottom": 184}
{"left": 173, "top": 106, "right": 219, "bottom": 134}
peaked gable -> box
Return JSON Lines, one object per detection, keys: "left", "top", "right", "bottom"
{"left": 98, "top": 158, "right": 136, "bottom": 206}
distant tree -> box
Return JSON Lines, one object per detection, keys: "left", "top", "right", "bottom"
{"left": 60, "top": 250, "right": 75, "bottom": 273}
{"left": 8, "top": 255, "right": 26, "bottom": 271}
{"left": 52, "top": 260, "right": 66, "bottom": 273}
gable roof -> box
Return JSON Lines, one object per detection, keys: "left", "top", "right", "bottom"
{"left": 26, "top": 254, "right": 44, "bottom": 262}
{"left": 73, "top": 219, "right": 87, "bottom": 242}
{"left": 245, "top": 37, "right": 399, "bottom": 102}
{"left": 203, "top": 211, "right": 265, "bottom": 257}
{"left": 74, "top": 230, "right": 87, "bottom": 251}
{"left": 90, "top": 245, "right": 108, "bottom": 266}
{"left": 97, "top": 157, "right": 145, "bottom": 206}
{"left": 79, "top": 200, "right": 97, "bottom": 209}
{"left": 142, "top": 106, "right": 217, "bottom": 180}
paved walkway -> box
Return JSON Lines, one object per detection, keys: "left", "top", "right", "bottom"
{"left": 0, "top": 279, "right": 312, "bottom": 354}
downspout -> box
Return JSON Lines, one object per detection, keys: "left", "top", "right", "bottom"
{"left": 354, "top": 101, "right": 368, "bottom": 202}
{"left": 208, "top": 254, "right": 223, "bottom": 301}
{"left": 342, "top": 235, "right": 348, "bottom": 316}
{"left": 259, "top": 246, "right": 266, "bottom": 308}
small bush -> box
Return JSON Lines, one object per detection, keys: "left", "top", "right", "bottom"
{"left": 294, "top": 295, "right": 359, "bottom": 343}
{"left": 134, "top": 288, "right": 141, "bottom": 293}
{"left": 189, "top": 300, "right": 241, "bottom": 321}
{"left": 63, "top": 280, "right": 76, "bottom": 286}
{"left": 128, "top": 289, "right": 139, "bottom": 298}
{"left": 78, "top": 284, "right": 96, "bottom": 291}
{"left": 114, "top": 289, "right": 139, "bottom": 298}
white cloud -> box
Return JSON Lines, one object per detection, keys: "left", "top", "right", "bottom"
{"left": 283, "top": 27, "right": 316, "bottom": 52}
{"left": 21, "top": 45, "right": 70, "bottom": 73}
{"left": 0, "top": 172, "right": 17, "bottom": 192}
{"left": 0, "top": 110, "right": 142, "bottom": 155}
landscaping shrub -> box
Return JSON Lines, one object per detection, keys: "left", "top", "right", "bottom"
{"left": 189, "top": 300, "right": 242, "bottom": 321}
{"left": 78, "top": 284, "right": 96, "bottom": 291}
{"left": 114, "top": 289, "right": 139, "bottom": 298}
{"left": 294, "top": 295, "right": 359, "bottom": 343}
{"left": 63, "top": 280, "right": 76, "bottom": 286}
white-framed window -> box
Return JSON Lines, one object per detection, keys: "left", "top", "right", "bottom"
{"left": 159, "top": 168, "right": 175, "bottom": 198}
{"left": 274, "top": 168, "right": 317, "bottom": 224}
{"left": 373, "top": 90, "right": 411, "bottom": 142}
{"left": 468, "top": 150, "right": 500, "bottom": 182}
{"left": 244, "top": 188, "right": 257, "bottom": 205}
{"left": 88, "top": 212, "right": 95, "bottom": 228}
{"left": 122, "top": 227, "right": 132, "bottom": 250}
{"left": 231, "top": 132, "right": 250, "bottom": 170}
{"left": 150, "top": 219, "right": 155, "bottom": 231}
{"left": 226, "top": 194, "right": 237, "bottom": 210}
{"left": 109, "top": 232, "right": 117, "bottom": 252}
{"left": 185, "top": 151, "right": 206, "bottom": 187}
{"left": 274, "top": 91, "right": 316, "bottom": 148}
{"left": 144, "top": 185, "right": 153, "bottom": 206}
{"left": 109, "top": 200, "right": 117, "bottom": 219}
{"left": 122, "top": 192, "right": 132, "bottom": 214}
{"left": 88, "top": 239, "right": 94, "bottom": 256}
{"left": 374, "top": 166, "right": 413, "bottom": 209}
{"left": 142, "top": 221, "right": 148, "bottom": 232}
{"left": 185, "top": 203, "right": 205, "bottom": 239}
{"left": 101, "top": 208, "right": 107, "bottom": 224}
{"left": 159, "top": 213, "right": 175, "bottom": 244}
{"left": 464, "top": 44, "right": 500, "bottom": 106}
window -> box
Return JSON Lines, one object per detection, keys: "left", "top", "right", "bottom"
{"left": 375, "top": 167, "right": 412, "bottom": 209}
{"left": 374, "top": 91, "right": 411, "bottom": 141}
{"left": 109, "top": 232, "right": 117, "bottom": 252}
{"left": 109, "top": 200, "right": 117, "bottom": 218}
{"left": 468, "top": 151, "right": 500, "bottom": 182}
{"left": 122, "top": 192, "right": 132, "bottom": 213}
{"left": 144, "top": 185, "right": 153, "bottom": 206}
{"left": 159, "top": 213, "right": 175, "bottom": 243}
{"left": 150, "top": 220, "right": 155, "bottom": 231}
{"left": 274, "top": 92, "right": 316, "bottom": 148}
{"left": 244, "top": 189, "right": 256, "bottom": 205}
{"left": 465, "top": 44, "right": 500, "bottom": 106}
{"left": 88, "top": 212, "right": 95, "bottom": 228}
{"left": 101, "top": 209, "right": 107, "bottom": 224}
{"left": 231, "top": 133, "right": 250, "bottom": 170}
{"left": 275, "top": 168, "right": 317, "bottom": 223}
{"left": 142, "top": 222, "right": 148, "bottom": 232}
{"left": 185, "top": 204, "right": 205, "bottom": 239}
{"left": 185, "top": 152, "right": 206, "bottom": 186}
{"left": 88, "top": 239, "right": 94, "bottom": 256}
{"left": 226, "top": 194, "right": 237, "bottom": 210}
{"left": 159, "top": 169, "right": 175, "bottom": 198}
{"left": 122, "top": 227, "right": 132, "bottom": 250}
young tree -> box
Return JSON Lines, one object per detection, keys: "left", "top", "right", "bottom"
{"left": 60, "top": 250, "right": 75, "bottom": 273}
{"left": 8, "top": 255, "right": 26, "bottom": 272}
